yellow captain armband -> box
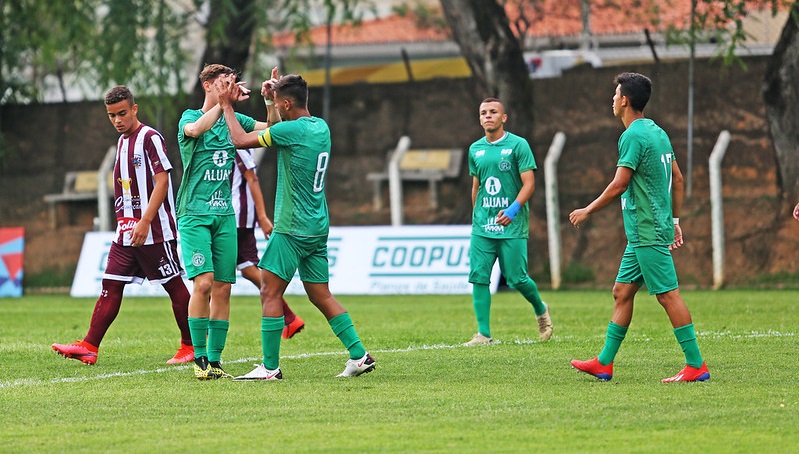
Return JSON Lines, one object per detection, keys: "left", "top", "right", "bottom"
{"left": 257, "top": 129, "right": 272, "bottom": 147}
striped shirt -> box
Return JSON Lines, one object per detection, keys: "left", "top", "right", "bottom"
{"left": 113, "top": 124, "right": 178, "bottom": 246}
{"left": 231, "top": 149, "right": 259, "bottom": 228}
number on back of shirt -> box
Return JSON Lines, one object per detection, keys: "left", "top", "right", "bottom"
{"left": 660, "top": 153, "right": 673, "bottom": 193}
{"left": 313, "top": 152, "right": 329, "bottom": 193}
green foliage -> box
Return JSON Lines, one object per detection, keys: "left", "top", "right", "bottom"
{"left": 3, "top": 291, "right": 798, "bottom": 451}
{"left": 0, "top": 0, "right": 97, "bottom": 102}
{"left": 0, "top": 0, "right": 366, "bottom": 106}
{"left": 665, "top": 0, "right": 795, "bottom": 66}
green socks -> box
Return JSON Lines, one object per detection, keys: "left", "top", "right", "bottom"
{"left": 189, "top": 317, "right": 230, "bottom": 362}
{"left": 472, "top": 283, "right": 492, "bottom": 338}
{"left": 207, "top": 319, "right": 229, "bottom": 363}
{"left": 188, "top": 317, "right": 209, "bottom": 359}
{"left": 598, "top": 321, "right": 628, "bottom": 366}
{"left": 514, "top": 278, "right": 547, "bottom": 316}
{"left": 261, "top": 316, "right": 284, "bottom": 370}
{"left": 674, "top": 324, "right": 704, "bottom": 368}
{"left": 329, "top": 313, "right": 366, "bottom": 359}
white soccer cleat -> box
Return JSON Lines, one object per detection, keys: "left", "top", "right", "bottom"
{"left": 336, "top": 353, "right": 376, "bottom": 377}
{"left": 463, "top": 333, "right": 494, "bottom": 346}
{"left": 233, "top": 363, "right": 282, "bottom": 381}
{"left": 537, "top": 303, "right": 554, "bottom": 341}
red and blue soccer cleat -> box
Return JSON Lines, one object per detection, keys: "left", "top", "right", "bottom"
{"left": 571, "top": 357, "right": 613, "bottom": 381}
{"left": 661, "top": 363, "right": 710, "bottom": 383}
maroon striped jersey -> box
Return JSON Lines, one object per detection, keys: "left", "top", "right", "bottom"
{"left": 232, "top": 149, "right": 259, "bottom": 229}
{"left": 113, "top": 124, "right": 178, "bottom": 246}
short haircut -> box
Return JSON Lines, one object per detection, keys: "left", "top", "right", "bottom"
{"left": 274, "top": 74, "right": 308, "bottom": 107}
{"left": 480, "top": 97, "right": 505, "bottom": 113}
{"left": 104, "top": 86, "right": 134, "bottom": 106}
{"left": 614, "top": 72, "right": 652, "bottom": 112}
{"left": 199, "top": 63, "right": 235, "bottom": 84}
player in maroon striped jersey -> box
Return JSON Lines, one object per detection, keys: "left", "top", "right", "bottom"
{"left": 52, "top": 86, "right": 193, "bottom": 366}
{"left": 232, "top": 149, "right": 305, "bottom": 339}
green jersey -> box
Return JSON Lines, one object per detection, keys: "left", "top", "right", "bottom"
{"left": 617, "top": 118, "right": 675, "bottom": 246}
{"left": 258, "top": 116, "right": 330, "bottom": 237}
{"left": 176, "top": 110, "right": 256, "bottom": 217}
{"left": 468, "top": 131, "right": 537, "bottom": 239}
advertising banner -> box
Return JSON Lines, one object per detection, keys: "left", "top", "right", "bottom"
{"left": 70, "top": 225, "right": 500, "bottom": 297}
{"left": 0, "top": 227, "right": 25, "bottom": 298}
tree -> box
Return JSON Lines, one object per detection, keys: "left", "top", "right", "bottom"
{"left": 189, "top": 0, "right": 260, "bottom": 106}
{"left": 668, "top": 0, "right": 798, "bottom": 209}
{"left": 439, "top": 0, "right": 534, "bottom": 139}
{"left": 763, "top": 2, "right": 799, "bottom": 207}
{"left": 0, "top": 0, "right": 363, "bottom": 151}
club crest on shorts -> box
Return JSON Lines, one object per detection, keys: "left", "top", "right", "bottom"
{"left": 192, "top": 251, "right": 206, "bottom": 267}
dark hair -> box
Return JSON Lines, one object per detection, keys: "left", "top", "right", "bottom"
{"left": 199, "top": 63, "right": 235, "bottom": 84}
{"left": 104, "top": 86, "right": 134, "bottom": 105}
{"left": 614, "top": 72, "right": 651, "bottom": 112}
{"left": 274, "top": 74, "right": 308, "bottom": 107}
{"left": 481, "top": 97, "right": 503, "bottom": 107}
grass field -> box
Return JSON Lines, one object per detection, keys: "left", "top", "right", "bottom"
{"left": 1, "top": 290, "right": 797, "bottom": 453}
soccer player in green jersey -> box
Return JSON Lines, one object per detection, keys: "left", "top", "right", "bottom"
{"left": 176, "top": 64, "right": 268, "bottom": 380}
{"left": 464, "top": 97, "right": 553, "bottom": 347}
{"left": 569, "top": 72, "right": 710, "bottom": 383}
{"left": 215, "top": 71, "right": 375, "bottom": 380}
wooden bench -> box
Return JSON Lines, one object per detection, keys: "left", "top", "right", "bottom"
{"left": 43, "top": 170, "right": 114, "bottom": 229}
{"left": 366, "top": 148, "right": 463, "bottom": 210}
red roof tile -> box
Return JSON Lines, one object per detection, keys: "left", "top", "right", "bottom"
{"left": 271, "top": 0, "right": 778, "bottom": 47}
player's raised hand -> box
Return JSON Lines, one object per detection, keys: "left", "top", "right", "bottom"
{"left": 261, "top": 67, "right": 280, "bottom": 100}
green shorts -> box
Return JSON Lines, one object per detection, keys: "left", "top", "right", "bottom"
{"left": 616, "top": 243, "right": 678, "bottom": 295}
{"left": 468, "top": 235, "right": 529, "bottom": 286}
{"left": 177, "top": 214, "right": 237, "bottom": 283}
{"left": 258, "top": 232, "right": 329, "bottom": 284}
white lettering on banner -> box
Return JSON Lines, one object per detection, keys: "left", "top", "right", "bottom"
{"left": 70, "top": 226, "right": 500, "bottom": 297}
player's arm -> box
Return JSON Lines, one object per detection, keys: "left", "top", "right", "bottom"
{"left": 497, "top": 170, "right": 535, "bottom": 226}
{"left": 471, "top": 176, "right": 479, "bottom": 208}
{"left": 130, "top": 171, "right": 168, "bottom": 247}
{"left": 243, "top": 168, "right": 274, "bottom": 238}
{"left": 569, "top": 166, "right": 633, "bottom": 228}
{"left": 670, "top": 159, "right": 685, "bottom": 250}
{"left": 251, "top": 68, "right": 283, "bottom": 131}
{"left": 182, "top": 104, "right": 222, "bottom": 138}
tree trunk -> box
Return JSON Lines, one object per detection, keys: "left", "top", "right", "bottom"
{"left": 191, "top": 0, "right": 258, "bottom": 106}
{"left": 762, "top": 2, "right": 799, "bottom": 208}
{"left": 439, "top": 0, "right": 534, "bottom": 139}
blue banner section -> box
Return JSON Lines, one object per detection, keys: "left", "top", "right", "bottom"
{"left": 0, "top": 227, "right": 25, "bottom": 298}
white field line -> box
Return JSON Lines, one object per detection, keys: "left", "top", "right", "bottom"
{"left": 0, "top": 342, "right": 461, "bottom": 389}
{"left": 2, "top": 330, "right": 793, "bottom": 389}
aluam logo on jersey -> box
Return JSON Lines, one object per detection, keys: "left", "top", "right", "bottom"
{"left": 205, "top": 152, "right": 231, "bottom": 181}
{"left": 203, "top": 168, "right": 231, "bottom": 181}
{"left": 481, "top": 176, "right": 509, "bottom": 209}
